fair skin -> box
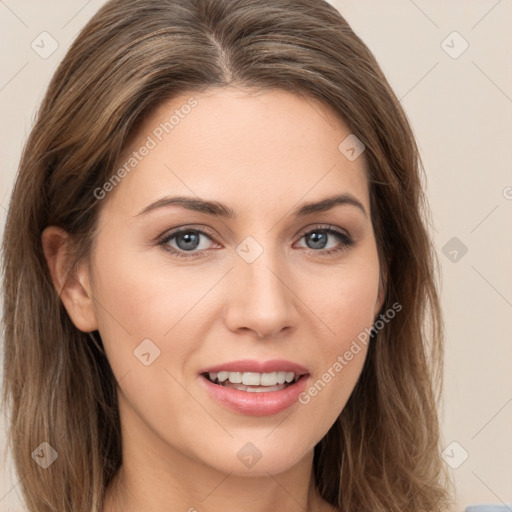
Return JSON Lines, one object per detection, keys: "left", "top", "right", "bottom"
{"left": 42, "top": 87, "right": 384, "bottom": 512}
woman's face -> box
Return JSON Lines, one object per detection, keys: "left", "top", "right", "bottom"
{"left": 81, "top": 87, "right": 383, "bottom": 476}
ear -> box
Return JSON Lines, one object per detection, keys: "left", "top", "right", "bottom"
{"left": 41, "top": 226, "right": 99, "bottom": 332}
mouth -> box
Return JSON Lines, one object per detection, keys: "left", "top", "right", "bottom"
{"left": 198, "top": 360, "right": 310, "bottom": 416}
{"left": 202, "top": 371, "right": 303, "bottom": 393}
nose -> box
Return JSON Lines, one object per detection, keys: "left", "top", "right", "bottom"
{"left": 223, "top": 249, "right": 300, "bottom": 340}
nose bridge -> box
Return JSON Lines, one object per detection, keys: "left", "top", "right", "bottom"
{"left": 224, "top": 238, "right": 298, "bottom": 338}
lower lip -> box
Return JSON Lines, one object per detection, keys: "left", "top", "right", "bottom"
{"left": 199, "top": 374, "right": 309, "bottom": 416}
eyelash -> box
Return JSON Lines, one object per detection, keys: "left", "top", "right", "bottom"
{"left": 157, "top": 224, "right": 355, "bottom": 259}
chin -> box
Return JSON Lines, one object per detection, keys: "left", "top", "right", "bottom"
{"left": 187, "top": 429, "right": 317, "bottom": 477}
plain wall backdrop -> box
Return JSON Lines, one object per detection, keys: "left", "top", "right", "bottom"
{"left": 1, "top": 1, "right": 511, "bottom": 510}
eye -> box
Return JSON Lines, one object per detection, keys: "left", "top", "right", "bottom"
{"left": 158, "top": 227, "right": 219, "bottom": 258}
{"left": 294, "top": 225, "right": 354, "bottom": 256}
{"left": 157, "top": 224, "right": 354, "bottom": 259}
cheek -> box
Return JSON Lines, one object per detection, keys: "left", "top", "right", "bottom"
{"left": 91, "top": 242, "right": 205, "bottom": 335}
{"left": 296, "top": 249, "right": 380, "bottom": 419}
{"left": 328, "top": 274, "right": 379, "bottom": 346}
{"left": 305, "top": 253, "right": 381, "bottom": 350}
{"left": 89, "top": 239, "right": 222, "bottom": 387}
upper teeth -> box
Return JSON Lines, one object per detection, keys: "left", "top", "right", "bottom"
{"left": 208, "top": 371, "right": 296, "bottom": 386}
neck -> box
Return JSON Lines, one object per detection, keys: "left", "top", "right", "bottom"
{"left": 105, "top": 462, "right": 325, "bottom": 512}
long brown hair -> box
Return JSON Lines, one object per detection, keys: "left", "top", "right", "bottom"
{"left": 1, "top": 0, "right": 453, "bottom": 510}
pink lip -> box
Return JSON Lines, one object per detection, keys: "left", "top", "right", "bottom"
{"left": 200, "top": 359, "right": 309, "bottom": 375}
{"left": 198, "top": 359, "right": 310, "bottom": 416}
{"left": 199, "top": 374, "right": 309, "bottom": 416}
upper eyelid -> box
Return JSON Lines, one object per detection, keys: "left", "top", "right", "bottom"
{"left": 294, "top": 224, "right": 350, "bottom": 240}
{"left": 159, "top": 224, "right": 216, "bottom": 241}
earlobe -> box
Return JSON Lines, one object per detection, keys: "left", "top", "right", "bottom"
{"left": 41, "top": 226, "right": 99, "bottom": 333}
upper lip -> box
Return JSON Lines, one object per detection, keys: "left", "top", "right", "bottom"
{"left": 200, "top": 359, "right": 309, "bottom": 375}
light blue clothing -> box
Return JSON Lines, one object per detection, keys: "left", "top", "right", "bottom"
{"left": 465, "top": 505, "right": 512, "bottom": 512}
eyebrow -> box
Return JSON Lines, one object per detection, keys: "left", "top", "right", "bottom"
{"left": 135, "top": 193, "right": 367, "bottom": 219}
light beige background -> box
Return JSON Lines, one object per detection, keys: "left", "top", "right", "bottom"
{"left": 1, "top": 1, "right": 511, "bottom": 510}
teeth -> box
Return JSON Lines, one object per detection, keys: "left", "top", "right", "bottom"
{"left": 243, "top": 372, "right": 261, "bottom": 386}
{"left": 260, "top": 372, "right": 277, "bottom": 386}
{"left": 228, "top": 372, "right": 242, "bottom": 384}
{"left": 231, "top": 383, "right": 285, "bottom": 393}
{"left": 207, "top": 371, "right": 299, "bottom": 386}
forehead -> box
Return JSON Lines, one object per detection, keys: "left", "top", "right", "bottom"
{"left": 103, "top": 86, "right": 370, "bottom": 218}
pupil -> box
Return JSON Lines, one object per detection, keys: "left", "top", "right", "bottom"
{"left": 177, "top": 231, "right": 199, "bottom": 251}
{"left": 307, "top": 232, "right": 327, "bottom": 249}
